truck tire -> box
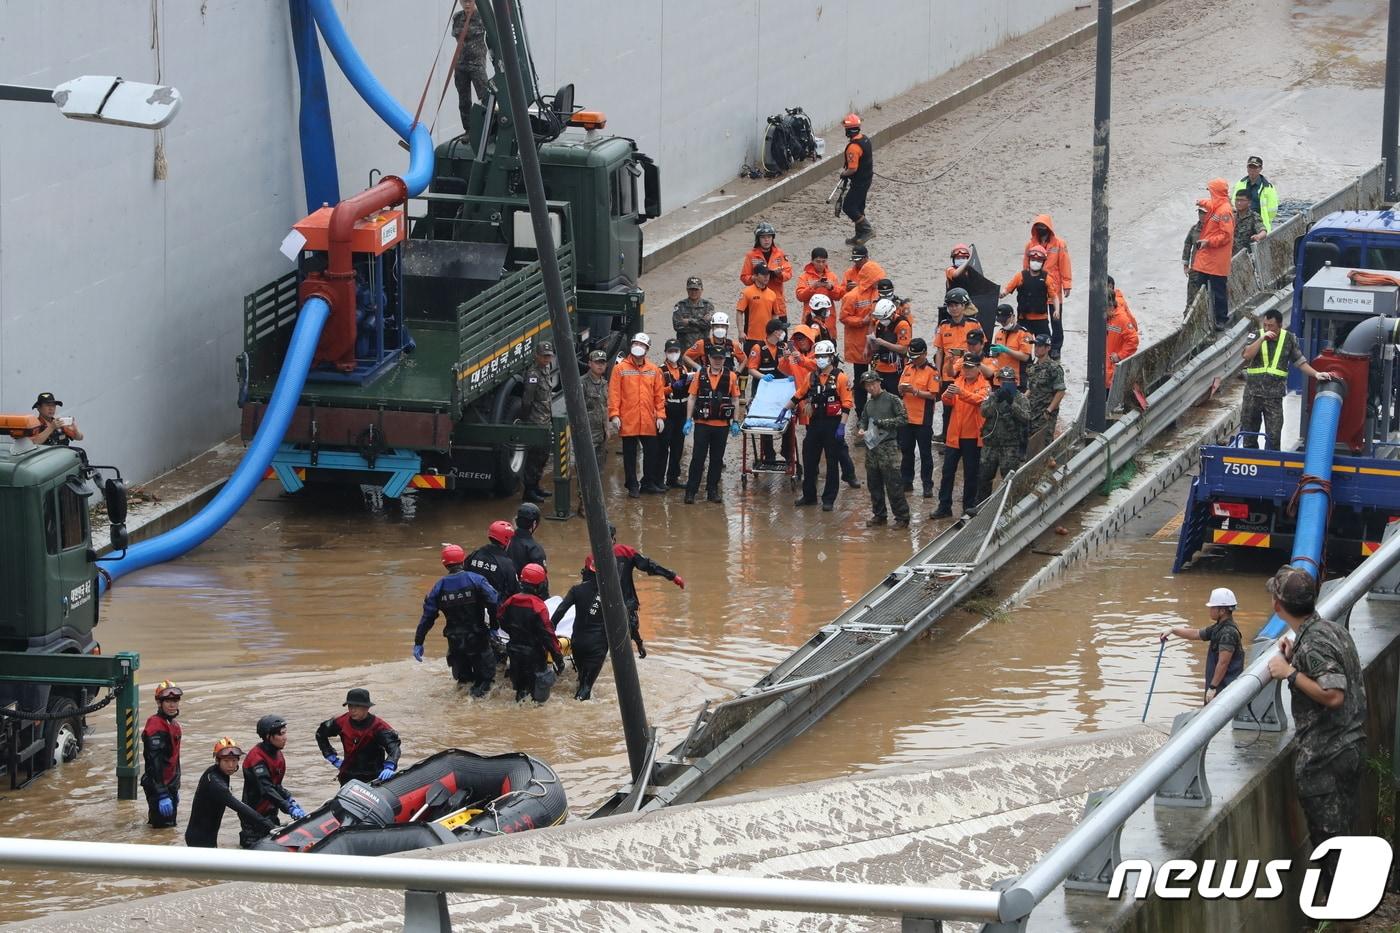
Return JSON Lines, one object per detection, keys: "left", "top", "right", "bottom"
{"left": 37, "top": 695, "right": 83, "bottom": 771}
{"left": 489, "top": 377, "right": 524, "bottom": 498}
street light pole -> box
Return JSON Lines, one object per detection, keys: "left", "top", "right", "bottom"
{"left": 1085, "top": 0, "right": 1112, "bottom": 432}
{"left": 1383, "top": 0, "right": 1400, "bottom": 200}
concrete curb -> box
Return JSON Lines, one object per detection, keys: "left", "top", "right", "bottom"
{"left": 640, "top": 0, "right": 1170, "bottom": 273}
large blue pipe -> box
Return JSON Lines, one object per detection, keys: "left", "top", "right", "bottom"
{"left": 306, "top": 0, "right": 434, "bottom": 197}
{"left": 1258, "top": 380, "right": 1347, "bottom": 638}
{"left": 289, "top": 0, "right": 341, "bottom": 211}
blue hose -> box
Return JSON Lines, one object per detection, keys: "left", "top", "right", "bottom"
{"left": 289, "top": 0, "right": 341, "bottom": 211}
{"left": 306, "top": 0, "right": 434, "bottom": 197}
{"left": 1257, "top": 383, "right": 1346, "bottom": 639}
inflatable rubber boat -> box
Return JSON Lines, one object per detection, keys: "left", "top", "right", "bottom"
{"left": 254, "top": 749, "right": 566, "bottom": 856}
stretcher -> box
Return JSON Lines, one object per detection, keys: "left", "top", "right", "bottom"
{"left": 739, "top": 375, "right": 800, "bottom": 488}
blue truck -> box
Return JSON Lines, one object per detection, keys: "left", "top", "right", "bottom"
{"left": 1174, "top": 210, "right": 1400, "bottom": 572}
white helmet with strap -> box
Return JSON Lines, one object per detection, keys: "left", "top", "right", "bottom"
{"left": 807, "top": 294, "right": 833, "bottom": 314}
{"left": 873, "top": 298, "right": 896, "bottom": 322}
{"left": 814, "top": 339, "right": 836, "bottom": 356}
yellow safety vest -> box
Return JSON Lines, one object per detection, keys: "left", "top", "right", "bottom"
{"left": 1246, "top": 332, "right": 1289, "bottom": 378}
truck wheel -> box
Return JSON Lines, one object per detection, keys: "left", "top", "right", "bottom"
{"left": 38, "top": 696, "right": 83, "bottom": 770}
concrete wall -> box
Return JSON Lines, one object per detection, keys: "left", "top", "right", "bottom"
{"left": 0, "top": 0, "right": 1079, "bottom": 485}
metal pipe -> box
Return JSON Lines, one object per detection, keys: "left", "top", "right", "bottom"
{"left": 1383, "top": 0, "right": 1400, "bottom": 201}
{"left": 0, "top": 838, "right": 1004, "bottom": 922}
{"left": 1339, "top": 315, "right": 1400, "bottom": 355}
{"left": 491, "top": 0, "right": 652, "bottom": 780}
{"left": 1001, "top": 521, "right": 1400, "bottom": 922}
{"left": 1085, "top": 0, "right": 1112, "bottom": 432}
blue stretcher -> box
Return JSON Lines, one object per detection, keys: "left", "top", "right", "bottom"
{"left": 740, "top": 376, "right": 799, "bottom": 486}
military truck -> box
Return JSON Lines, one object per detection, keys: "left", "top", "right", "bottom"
{"left": 238, "top": 1, "right": 657, "bottom": 509}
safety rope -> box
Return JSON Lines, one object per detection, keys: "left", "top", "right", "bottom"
{"left": 409, "top": 1, "right": 462, "bottom": 134}
{"left": 0, "top": 680, "right": 126, "bottom": 722}
{"left": 429, "top": 0, "right": 476, "bottom": 137}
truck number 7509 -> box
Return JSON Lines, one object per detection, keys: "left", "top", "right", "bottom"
{"left": 1223, "top": 462, "right": 1258, "bottom": 476}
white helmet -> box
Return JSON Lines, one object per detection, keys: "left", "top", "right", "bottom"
{"left": 631, "top": 333, "right": 651, "bottom": 349}
{"left": 872, "top": 298, "right": 896, "bottom": 322}
{"left": 813, "top": 340, "right": 836, "bottom": 356}
{"left": 807, "top": 294, "right": 833, "bottom": 315}
{"left": 710, "top": 311, "right": 730, "bottom": 327}
{"left": 1206, "top": 587, "right": 1237, "bottom": 608}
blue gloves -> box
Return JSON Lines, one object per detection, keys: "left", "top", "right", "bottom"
{"left": 325, "top": 753, "right": 342, "bottom": 769}
{"left": 835, "top": 423, "right": 846, "bottom": 440}
{"left": 989, "top": 343, "right": 1010, "bottom": 355}
{"left": 288, "top": 800, "right": 307, "bottom": 820}
{"left": 729, "top": 421, "right": 741, "bottom": 437}
{"left": 412, "top": 644, "right": 424, "bottom": 662}
{"left": 683, "top": 419, "right": 694, "bottom": 436}
{"left": 377, "top": 763, "right": 397, "bottom": 782}
{"left": 157, "top": 795, "right": 174, "bottom": 819}
{"left": 761, "top": 373, "right": 775, "bottom": 382}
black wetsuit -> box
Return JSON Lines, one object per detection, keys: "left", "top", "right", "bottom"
{"left": 554, "top": 574, "right": 607, "bottom": 700}
{"left": 506, "top": 530, "right": 548, "bottom": 593}
{"left": 185, "top": 764, "right": 269, "bottom": 848}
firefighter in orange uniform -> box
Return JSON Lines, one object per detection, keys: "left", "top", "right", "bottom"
{"left": 608, "top": 333, "right": 668, "bottom": 497}
{"left": 839, "top": 244, "right": 886, "bottom": 415}
{"left": 684, "top": 312, "right": 748, "bottom": 373}
{"left": 839, "top": 113, "right": 874, "bottom": 245}
{"left": 985, "top": 304, "right": 1034, "bottom": 389}
{"left": 932, "top": 288, "right": 984, "bottom": 438}
{"left": 683, "top": 344, "right": 743, "bottom": 504}
{"left": 932, "top": 354, "right": 990, "bottom": 519}
{"left": 785, "top": 340, "right": 854, "bottom": 511}
{"left": 897, "top": 337, "right": 941, "bottom": 499}
{"left": 1193, "top": 178, "right": 1236, "bottom": 329}
{"left": 794, "top": 246, "right": 845, "bottom": 307}
{"left": 868, "top": 298, "right": 912, "bottom": 394}
{"left": 736, "top": 264, "right": 785, "bottom": 352}
{"left": 1103, "top": 275, "right": 1140, "bottom": 389}
{"left": 1021, "top": 215, "right": 1072, "bottom": 358}
{"left": 739, "top": 222, "right": 792, "bottom": 320}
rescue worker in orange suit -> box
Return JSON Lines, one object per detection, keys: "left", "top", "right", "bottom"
{"left": 839, "top": 244, "right": 886, "bottom": 416}
{"left": 878, "top": 278, "right": 916, "bottom": 330}
{"left": 186, "top": 738, "right": 273, "bottom": 849}
{"left": 468, "top": 520, "right": 520, "bottom": 607}
{"left": 608, "top": 333, "right": 668, "bottom": 497}
{"left": 933, "top": 288, "right": 985, "bottom": 439}
{"left": 839, "top": 113, "right": 874, "bottom": 245}
{"left": 1193, "top": 178, "right": 1237, "bottom": 330}
{"left": 553, "top": 566, "right": 605, "bottom": 700}
{"left": 684, "top": 312, "right": 748, "bottom": 374}
{"left": 868, "top": 298, "right": 912, "bottom": 394}
{"left": 748, "top": 319, "right": 793, "bottom": 464}
{"left": 736, "top": 264, "right": 785, "bottom": 353}
{"left": 585, "top": 524, "right": 684, "bottom": 658}
{"left": 238, "top": 715, "right": 305, "bottom": 848}
{"left": 658, "top": 339, "right": 693, "bottom": 488}
{"left": 1022, "top": 216, "right": 1072, "bottom": 359}
{"left": 141, "top": 680, "right": 184, "bottom": 828}
{"left": 786, "top": 340, "right": 854, "bottom": 511}
{"left": 316, "top": 688, "right": 401, "bottom": 786}
{"left": 932, "top": 354, "right": 990, "bottom": 519}
{"left": 898, "top": 338, "right": 941, "bottom": 499}
{"left": 987, "top": 304, "right": 1034, "bottom": 390}
{"left": 1103, "top": 275, "right": 1141, "bottom": 390}
{"left": 412, "top": 544, "right": 501, "bottom": 697}
{"left": 780, "top": 326, "right": 857, "bottom": 485}
{"left": 1001, "top": 247, "right": 1057, "bottom": 347}
{"left": 794, "top": 246, "right": 845, "bottom": 309}
{"left": 739, "top": 222, "right": 792, "bottom": 321}
{"left": 499, "top": 563, "right": 565, "bottom": 703}
{"left": 804, "top": 293, "right": 838, "bottom": 345}
{"left": 684, "top": 343, "right": 742, "bottom": 504}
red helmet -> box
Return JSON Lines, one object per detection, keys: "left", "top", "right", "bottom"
{"left": 488, "top": 520, "right": 515, "bottom": 548}
{"left": 441, "top": 544, "right": 466, "bottom": 566}
{"left": 1026, "top": 246, "right": 1048, "bottom": 261}
{"left": 951, "top": 243, "right": 971, "bottom": 259}
{"left": 842, "top": 113, "right": 861, "bottom": 129}
{"left": 154, "top": 680, "right": 183, "bottom": 701}
{"left": 520, "top": 563, "right": 548, "bottom": 586}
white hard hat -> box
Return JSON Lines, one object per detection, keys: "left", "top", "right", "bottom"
{"left": 813, "top": 339, "right": 836, "bottom": 356}
{"left": 807, "top": 294, "right": 833, "bottom": 313}
{"left": 710, "top": 311, "right": 730, "bottom": 327}
{"left": 873, "top": 298, "right": 896, "bottom": 321}
{"left": 1206, "top": 587, "right": 1237, "bottom": 608}
{"left": 631, "top": 333, "right": 651, "bottom": 348}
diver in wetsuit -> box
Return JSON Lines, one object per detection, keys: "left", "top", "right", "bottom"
{"left": 239, "top": 714, "right": 307, "bottom": 848}
{"left": 185, "top": 738, "right": 273, "bottom": 848}
{"left": 584, "top": 524, "right": 685, "bottom": 658}
{"left": 552, "top": 567, "right": 607, "bottom": 701}
{"left": 499, "top": 563, "right": 565, "bottom": 703}
{"left": 316, "top": 688, "right": 402, "bottom": 786}
{"left": 141, "top": 680, "right": 184, "bottom": 828}
{"left": 413, "top": 544, "right": 501, "bottom": 697}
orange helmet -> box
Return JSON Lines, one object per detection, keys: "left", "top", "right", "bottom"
{"left": 487, "top": 520, "right": 515, "bottom": 548}
{"left": 154, "top": 680, "right": 183, "bottom": 701}
{"left": 1027, "top": 246, "right": 1048, "bottom": 262}
{"left": 212, "top": 737, "right": 243, "bottom": 759}
{"left": 951, "top": 243, "right": 971, "bottom": 259}
{"left": 842, "top": 113, "right": 861, "bottom": 129}
{"left": 441, "top": 544, "right": 466, "bottom": 566}
{"left": 520, "top": 563, "right": 548, "bottom": 586}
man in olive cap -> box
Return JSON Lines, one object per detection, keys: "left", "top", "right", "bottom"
{"left": 519, "top": 341, "right": 556, "bottom": 504}
{"left": 673, "top": 275, "right": 713, "bottom": 351}
{"left": 582, "top": 349, "right": 610, "bottom": 464}
{"left": 1265, "top": 565, "right": 1366, "bottom": 904}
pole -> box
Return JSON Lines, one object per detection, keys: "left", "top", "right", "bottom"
{"left": 1384, "top": 0, "right": 1400, "bottom": 201}
{"left": 492, "top": 0, "right": 651, "bottom": 781}
{"left": 1142, "top": 639, "right": 1166, "bottom": 722}
{"left": 1085, "top": 0, "right": 1112, "bottom": 432}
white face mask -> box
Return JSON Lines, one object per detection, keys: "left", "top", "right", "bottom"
{"left": 1029, "top": 261, "right": 1044, "bottom": 272}
{"left": 953, "top": 257, "right": 968, "bottom": 268}
{"left": 816, "top": 356, "right": 833, "bottom": 370}
{"left": 630, "top": 344, "right": 647, "bottom": 357}
{"left": 665, "top": 351, "right": 680, "bottom": 363}
{"left": 712, "top": 327, "right": 727, "bottom": 339}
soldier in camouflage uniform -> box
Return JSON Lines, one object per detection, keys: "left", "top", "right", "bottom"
{"left": 518, "top": 342, "right": 555, "bottom": 503}
{"left": 1024, "top": 334, "right": 1065, "bottom": 450}
{"left": 1266, "top": 566, "right": 1367, "bottom": 905}
{"left": 978, "top": 367, "right": 1032, "bottom": 493}
{"left": 1232, "top": 191, "right": 1267, "bottom": 254}
{"left": 855, "top": 371, "right": 909, "bottom": 527}
{"left": 582, "top": 350, "right": 610, "bottom": 464}
{"left": 673, "top": 276, "right": 714, "bottom": 357}
{"left": 1241, "top": 308, "right": 1333, "bottom": 449}
{"left": 1182, "top": 204, "right": 1207, "bottom": 312}
{"left": 452, "top": 6, "right": 490, "bottom": 134}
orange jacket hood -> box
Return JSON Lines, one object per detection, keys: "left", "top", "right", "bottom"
{"left": 1030, "top": 214, "right": 1056, "bottom": 239}
{"left": 1207, "top": 178, "right": 1230, "bottom": 200}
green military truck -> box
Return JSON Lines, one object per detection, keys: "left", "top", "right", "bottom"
{"left": 238, "top": 3, "right": 656, "bottom": 513}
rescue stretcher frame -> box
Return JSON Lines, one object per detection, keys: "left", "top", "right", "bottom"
{"left": 739, "top": 375, "right": 800, "bottom": 488}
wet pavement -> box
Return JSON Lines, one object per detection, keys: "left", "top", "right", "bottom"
{"left": 1, "top": 0, "right": 1391, "bottom": 921}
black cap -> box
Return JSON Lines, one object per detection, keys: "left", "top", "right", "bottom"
{"left": 343, "top": 688, "right": 374, "bottom": 708}
{"left": 810, "top": 246, "right": 828, "bottom": 259}
{"left": 706, "top": 343, "right": 728, "bottom": 357}
{"left": 945, "top": 287, "right": 970, "bottom": 305}
{"left": 851, "top": 244, "right": 869, "bottom": 259}
{"left": 963, "top": 353, "right": 983, "bottom": 366}
{"left": 752, "top": 263, "right": 771, "bottom": 276}
{"left": 908, "top": 337, "right": 928, "bottom": 354}
{"left": 664, "top": 338, "right": 681, "bottom": 351}
{"left": 995, "top": 304, "right": 1014, "bottom": 320}
{"left": 1034, "top": 333, "right": 1052, "bottom": 346}
{"left": 32, "top": 392, "right": 62, "bottom": 409}
{"left": 965, "top": 329, "right": 985, "bottom": 344}
{"left": 876, "top": 278, "right": 894, "bottom": 294}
